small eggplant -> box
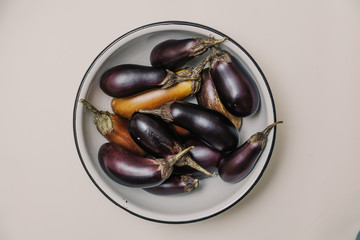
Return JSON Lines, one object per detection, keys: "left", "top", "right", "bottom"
{"left": 98, "top": 142, "right": 194, "bottom": 188}
{"left": 218, "top": 121, "right": 283, "bottom": 183}
{"left": 150, "top": 36, "right": 226, "bottom": 70}
{"left": 197, "top": 68, "right": 242, "bottom": 129}
{"left": 174, "top": 135, "right": 223, "bottom": 179}
{"left": 111, "top": 81, "right": 199, "bottom": 118}
{"left": 111, "top": 56, "right": 209, "bottom": 119}
{"left": 128, "top": 112, "right": 214, "bottom": 177}
{"left": 100, "top": 64, "right": 198, "bottom": 98}
{"left": 79, "top": 99, "right": 146, "bottom": 156}
{"left": 209, "top": 48, "right": 260, "bottom": 117}
{"left": 138, "top": 101, "right": 240, "bottom": 152}
{"left": 144, "top": 174, "right": 199, "bottom": 196}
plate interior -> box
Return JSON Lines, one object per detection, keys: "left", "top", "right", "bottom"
{"left": 74, "top": 23, "right": 276, "bottom": 223}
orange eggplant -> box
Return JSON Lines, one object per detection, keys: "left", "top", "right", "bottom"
{"left": 111, "top": 80, "right": 200, "bottom": 119}
{"left": 80, "top": 99, "right": 146, "bottom": 156}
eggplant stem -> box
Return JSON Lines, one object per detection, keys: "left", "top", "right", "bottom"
{"left": 181, "top": 175, "right": 199, "bottom": 192}
{"left": 192, "top": 53, "right": 212, "bottom": 76}
{"left": 206, "top": 36, "right": 228, "bottom": 48}
{"left": 161, "top": 51, "right": 213, "bottom": 89}
{"left": 191, "top": 36, "right": 227, "bottom": 56}
{"left": 263, "top": 121, "right": 283, "bottom": 136}
{"left": 191, "top": 80, "right": 202, "bottom": 94}
{"left": 248, "top": 121, "right": 283, "bottom": 149}
{"left": 160, "top": 70, "right": 200, "bottom": 89}
{"left": 158, "top": 146, "right": 195, "bottom": 180}
{"left": 177, "top": 155, "right": 215, "bottom": 177}
{"left": 79, "top": 99, "right": 113, "bottom": 135}
{"left": 209, "top": 48, "right": 232, "bottom": 69}
{"left": 136, "top": 103, "right": 173, "bottom": 122}
{"left": 166, "top": 146, "right": 195, "bottom": 166}
{"left": 79, "top": 99, "right": 101, "bottom": 115}
{"left": 160, "top": 53, "right": 211, "bottom": 89}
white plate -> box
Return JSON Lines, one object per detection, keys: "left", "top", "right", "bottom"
{"left": 73, "top": 21, "right": 278, "bottom": 223}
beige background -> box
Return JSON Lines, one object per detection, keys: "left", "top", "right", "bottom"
{"left": 1, "top": 0, "right": 360, "bottom": 239}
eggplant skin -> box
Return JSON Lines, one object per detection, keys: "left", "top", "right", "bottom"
{"left": 144, "top": 174, "right": 198, "bottom": 195}
{"left": 150, "top": 39, "right": 196, "bottom": 70}
{"left": 98, "top": 142, "right": 164, "bottom": 188}
{"left": 170, "top": 101, "right": 239, "bottom": 152}
{"left": 128, "top": 112, "right": 181, "bottom": 158}
{"left": 175, "top": 135, "right": 223, "bottom": 178}
{"left": 100, "top": 64, "right": 167, "bottom": 98}
{"left": 111, "top": 80, "right": 198, "bottom": 119}
{"left": 210, "top": 53, "right": 260, "bottom": 117}
{"left": 219, "top": 121, "right": 282, "bottom": 183}
{"left": 197, "top": 68, "right": 242, "bottom": 129}
{"left": 218, "top": 141, "right": 262, "bottom": 183}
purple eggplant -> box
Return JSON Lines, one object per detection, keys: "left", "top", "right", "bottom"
{"left": 197, "top": 68, "right": 242, "bottom": 129}
{"left": 144, "top": 174, "right": 199, "bottom": 196}
{"left": 138, "top": 101, "right": 240, "bottom": 152}
{"left": 150, "top": 37, "right": 226, "bottom": 70}
{"left": 100, "top": 64, "right": 198, "bottom": 98}
{"left": 218, "top": 121, "right": 283, "bottom": 183}
{"left": 128, "top": 112, "right": 214, "bottom": 177}
{"left": 174, "top": 135, "right": 223, "bottom": 179}
{"left": 98, "top": 142, "right": 193, "bottom": 188}
{"left": 209, "top": 48, "right": 260, "bottom": 117}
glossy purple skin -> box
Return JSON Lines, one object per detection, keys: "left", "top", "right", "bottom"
{"left": 169, "top": 102, "right": 239, "bottom": 152}
{"left": 128, "top": 112, "right": 181, "bottom": 158}
{"left": 218, "top": 140, "right": 263, "bottom": 183}
{"left": 150, "top": 38, "right": 196, "bottom": 70}
{"left": 174, "top": 135, "right": 223, "bottom": 178}
{"left": 210, "top": 52, "right": 260, "bottom": 117}
{"left": 98, "top": 142, "right": 164, "bottom": 188}
{"left": 143, "top": 174, "right": 195, "bottom": 196}
{"left": 100, "top": 64, "right": 167, "bottom": 98}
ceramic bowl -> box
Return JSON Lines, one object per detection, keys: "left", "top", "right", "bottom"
{"left": 73, "top": 21, "right": 277, "bottom": 223}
